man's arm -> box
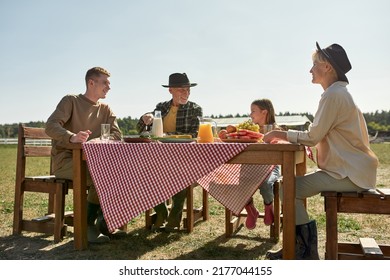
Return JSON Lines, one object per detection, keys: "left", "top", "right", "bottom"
{"left": 45, "top": 95, "right": 75, "bottom": 145}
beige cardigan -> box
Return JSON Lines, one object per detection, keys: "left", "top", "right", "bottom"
{"left": 287, "top": 81, "right": 378, "bottom": 188}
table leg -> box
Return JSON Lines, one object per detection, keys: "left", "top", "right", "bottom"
{"left": 282, "top": 151, "right": 296, "bottom": 259}
{"left": 73, "top": 148, "right": 88, "bottom": 250}
{"left": 225, "top": 208, "right": 233, "bottom": 237}
{"left": 202, "top": 188, "right": 209, "bottom": 221}
{"left": 186, "top": 185, "right": 194, "bottom": 233}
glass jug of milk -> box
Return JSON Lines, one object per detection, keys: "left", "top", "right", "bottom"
{"left": 151, "top": 110, "right": 163, "bottom": 137}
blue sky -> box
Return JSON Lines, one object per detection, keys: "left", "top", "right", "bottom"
{"left": 1, "top": 0, "right": 389, "bottom": 125}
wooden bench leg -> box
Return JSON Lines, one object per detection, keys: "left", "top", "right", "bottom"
{"left": 54, "top": 183, "right": 66, "bottom": 243}
{"left": 324, "top": 195, "right": 338, "bottom": 259}
{"left": 183, "top": 184, "right": 209, "bottom": 232}
{"left": 322, "top": 190, "right": 390, "bottom": 260}
{"left": 225, "top": 208, "right": 245, "bottom": 237}
{"left": 225, "top": 208, "right": 234, "bottom": 237}
{"left": 13, "top": 184, "right": 23, "bottom": 235}
{"left": 48, "top": 193, "right": 55, "bottom": 215}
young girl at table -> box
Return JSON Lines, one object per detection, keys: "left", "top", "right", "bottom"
{"left": 244, "top": 98, "right": 282, "bottom": 230}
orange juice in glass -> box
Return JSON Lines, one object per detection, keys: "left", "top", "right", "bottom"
{"left": 197, "top": 123, "right": 214, "bottom": 143}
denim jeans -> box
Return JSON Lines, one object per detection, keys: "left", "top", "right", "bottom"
{"left": 259, "top": 165, "right": 281, "bottom": 205}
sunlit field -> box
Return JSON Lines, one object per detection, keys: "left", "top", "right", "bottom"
{"left": 1, "top": 143, "right": 389, "bottom": 260}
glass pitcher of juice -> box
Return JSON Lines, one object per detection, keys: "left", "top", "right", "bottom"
{"left": 197, "top": 117, "right": 217, "bottom": 143}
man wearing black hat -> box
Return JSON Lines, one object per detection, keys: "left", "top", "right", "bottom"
{"left": 263, "top": 42, "right": 378, "bottom": 259}
{"left": 137, "top": 73, "right": 203, "bottom": 231}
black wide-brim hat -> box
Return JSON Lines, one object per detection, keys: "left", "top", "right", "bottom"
{"left": 162, "top": 73, "right": 197, "bottom": 88}
{"left": 316, "top": 42, "right": 352, "bottom": 83}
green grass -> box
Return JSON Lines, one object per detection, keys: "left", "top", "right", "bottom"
{"left": 0, "top": 143, "right": 389, "bottom": 259}
{"left": 374, "top": 143, "right": 390, "bottom": 165}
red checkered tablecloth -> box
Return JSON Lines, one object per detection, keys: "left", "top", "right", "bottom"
{"left": 198, "top": 164, "right": 273, "bottom": 215}
{"left": 83, "top": 141, "right": 273, "bottom": 232}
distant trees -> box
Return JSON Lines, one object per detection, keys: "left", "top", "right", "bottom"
{"left": 1, "top": 110, "right": 389, "bottom": 138}
{"left": 364, "top": 110, "right": 390, "bottom": 135}
{"left": 117, "top": 116, "right": 139, "bottom": 135}
{"left": 277, "top": 112, "right": 314, "bottom": 122}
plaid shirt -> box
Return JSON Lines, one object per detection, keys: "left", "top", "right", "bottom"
{"left": 137, "top": 99, "right": 203, "bottom": 138}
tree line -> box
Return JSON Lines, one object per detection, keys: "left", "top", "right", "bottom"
{"left": 1, "top": 110, "right": 389, "bottom": 138}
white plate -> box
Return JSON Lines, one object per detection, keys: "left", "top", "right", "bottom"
{"left": 157, "top": 138, "right": 196, "bottom": 143}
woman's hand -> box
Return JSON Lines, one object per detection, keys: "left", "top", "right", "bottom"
{"left": 263, "top": 130, "right": 288, "bottom": 143}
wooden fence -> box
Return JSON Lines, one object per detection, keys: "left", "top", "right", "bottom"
{"left": 0, "top": 138, "right": 51, "bottom": 145}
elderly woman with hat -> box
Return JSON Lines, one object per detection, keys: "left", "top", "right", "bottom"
{"left": 263, "top": 42, "right": 379, "bottom": 259}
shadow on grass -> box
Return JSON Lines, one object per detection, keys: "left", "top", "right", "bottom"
{"left": 0, "top": 221, "right": 278, "bottom": 260}
{"left": 0, "top": 227, "right": 185, "bottom": 260}
{"left": 174, "top": 233, "right": 276, "bottom": 260}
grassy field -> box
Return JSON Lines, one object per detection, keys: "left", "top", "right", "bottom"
{"left": 0, "top": 143, "right": 389, "bottom": 260}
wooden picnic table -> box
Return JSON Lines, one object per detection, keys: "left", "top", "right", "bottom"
{"left": 70, "top": 142, "right": 306, "bottom": 260}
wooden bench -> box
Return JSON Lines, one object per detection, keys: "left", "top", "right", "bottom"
{"left": 225, "top": 179, "right": 282, "bottom": 242}
{"left": 321, "top": 189, "right": 390, "bottom": 259}
{"left": 13, "top": 124, "right": 73, "bottom": 242}
{"left": 145, "top": 183, "right": 209, "bottom": 232}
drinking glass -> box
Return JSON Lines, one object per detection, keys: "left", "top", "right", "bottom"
{"left": 262, "top": 124, "right": 274, "bottom": 134}
{"left": 101, "top": 124, "right": 110, "bottom": 142}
